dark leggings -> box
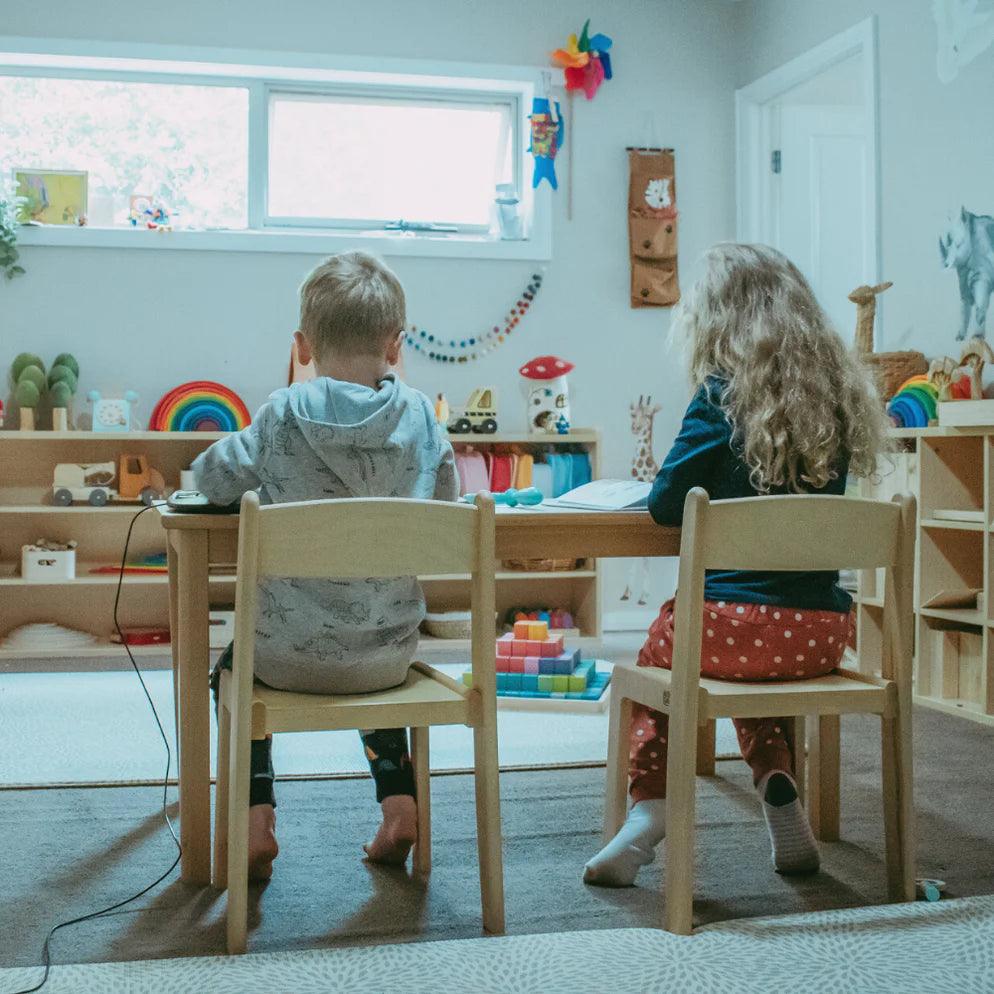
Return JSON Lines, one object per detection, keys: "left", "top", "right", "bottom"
{"left": 211, "top": 646, "right": 416, "bottom": 808}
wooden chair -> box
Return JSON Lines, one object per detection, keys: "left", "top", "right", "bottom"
{"left": 603, "top": 489, "right": 916, "bottom": 934}
{"left": 214, "top": 491, "right": 504, "bottom": 953}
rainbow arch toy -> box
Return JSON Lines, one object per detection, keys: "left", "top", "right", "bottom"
{"left": 887, "top": 375, "right": 937, "bottom": 428}
{"left": 149, "top": 381, "right": 251, "bottom": 432}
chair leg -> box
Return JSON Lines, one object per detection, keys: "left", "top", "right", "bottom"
{"left": 472, "top": 721, "right": 505, "bottom": 935}
{"left": 212, "top": 702, "right": 231, "bottom": 890}
{"left": 807, "top": 714, "right": 840, "bottom": 841}
{"left": 881, "top": 712, "right": 916, "bottom": 901}
{"left": 696, "top": 720, "right": 716, "bottom": 777}
{"left": 411, "top": 726, "right": 432, "bottom": 876}
{"left": 792, "top": 716, "right": 806, "bottom": 806}
{"left": 603, "top": 692, "right": 633, "bottom": 842}
{"left": 663, "top": 708, "right": 698, "bottom": 935}
{"left": 225, "top": 710, "right": 253, "bottom": 954}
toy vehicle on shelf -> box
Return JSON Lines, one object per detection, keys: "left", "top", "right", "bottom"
{"left": 447, "top": 387, "right": 498, "bottom": 434}
{"left": 52, "top": 454, "right": 167, "bottom": 507}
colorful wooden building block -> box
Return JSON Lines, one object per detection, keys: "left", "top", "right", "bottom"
{"left": 552, "top": 675, "right": 569, "bottom": 692}
{"left": 527, "top": 621, "right": 548, "bottom": 640}
{"left": 522, "top": 674, "right": 539, "bottom": 692}
{"left": 537, "top": 674, "right": 555, "bottom": 693}
{"left": 497, "top": 633, "right": 515, "bottom": 657}
{"left": 523, "top": 657, "right": 540, "bottom": 674}
{"left": 513, "top": 620, "right": 532, "bottom": 639}
{"left": 505, "top": 673, "right": 522, "bottom": 691}
{"left": 539, "top": 635, "right": 565, "bottom": 657}
{"left": 509, "top": 656, "right": 525, "bottom": 673}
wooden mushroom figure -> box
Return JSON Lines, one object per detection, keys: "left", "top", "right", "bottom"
{"left": 849, "top": 281, "right": 894, "bottom": 355}
{"left": 959, "top": 337, "right": 994, "bottom": 400}
{"left": 927, "top": 356, "right": 959, "bottom": 401}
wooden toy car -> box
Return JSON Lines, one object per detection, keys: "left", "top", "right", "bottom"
{"left": 448, "top": 387, "right": 498, "bottom": 434}
{"left": 52, "top": 454, "right": 166, "bottom": 507}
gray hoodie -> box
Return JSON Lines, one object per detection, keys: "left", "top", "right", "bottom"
{"left": 192, "top": 374, "right": 458, "bottom": 694}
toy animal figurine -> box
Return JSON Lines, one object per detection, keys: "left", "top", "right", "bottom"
{"left": 434, "top": 393, "right": 450, "bottom": 425}
{"left": 622, "top": 395, "right": 662, "bottom": 605}
{"left": 519, "top": 356, "right": 574, "bottom": 434}
{"left": 939, "top": 207, "right": 994, "bottom": 340}
{"left": 959, "top": 337, "right": 994, "bottom": 398}
{"left": 462, "top": 487, "right": 543, "bottom": 508}
{"left": 88, "top": 389, "right": 139, "bottom": 432}
{"left": 849, "top": 281, "right": 894, "bottom": 354}
{"left": 927, "top": 356, "right": 960, "bottom": 401}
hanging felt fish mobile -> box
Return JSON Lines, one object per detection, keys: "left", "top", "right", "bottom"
{"left": 529, "top": 97, "right": 564, "bottom": 189}
{"left": 551, "top": 19, "right": 614, "bottom": 100}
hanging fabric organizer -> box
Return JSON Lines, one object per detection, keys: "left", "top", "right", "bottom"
{"left": 627, "top": 148, "right": 680, "bottom": 308}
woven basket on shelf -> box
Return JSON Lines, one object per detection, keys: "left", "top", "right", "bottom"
{"left": 861, "top": 350, "right": 928, "bottom": 401}
{"left": 502, "top": 557, "right": 584, "bottom": 572}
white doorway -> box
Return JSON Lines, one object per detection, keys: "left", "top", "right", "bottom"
{"left": 736, "top": 19, "right": 881, "bottom": 345}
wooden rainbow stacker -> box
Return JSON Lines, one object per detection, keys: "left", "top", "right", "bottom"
{"left": 461, "top": 619, "right": 611, "bottom": 712}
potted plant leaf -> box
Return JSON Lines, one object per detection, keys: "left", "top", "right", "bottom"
{"left": 0, "top": 178, "right": 26, "bottom": 281}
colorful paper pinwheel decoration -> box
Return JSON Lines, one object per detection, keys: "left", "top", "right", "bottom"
{"left": 551, "top": 19, "right": 614, "bottom": 99}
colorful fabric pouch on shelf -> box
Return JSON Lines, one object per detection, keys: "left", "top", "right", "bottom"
{"left": 489, "top": 454, "right": 515, "bottom": 493}
{"left": 546, "top": 453, "right": 574, "bottom": 497}
{"left": 532, "top": 462, "right": 555, "bottom": 498}
{"left": 455, "top": 449, "right": 489, "bottom": 496}
{"left": 513, "top": 452, "right": 534, "bottom": 490}
{"left": 570, "top": 453, "right": 592, "bottom": 489}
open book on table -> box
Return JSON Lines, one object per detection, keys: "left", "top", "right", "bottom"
{"left": 545, "top": 479, "right": 652, "bottom": 511}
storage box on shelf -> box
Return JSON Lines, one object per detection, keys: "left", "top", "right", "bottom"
{"left": 857, "top": 426, "right": 994, "bottom": 726}
{"left": 0, "top": 428, "right": 603, "bottom": 670}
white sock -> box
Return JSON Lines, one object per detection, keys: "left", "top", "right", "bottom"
{"left": 583, "top": 798, "right": 666, "bottom": 887}
{"left": 757, "top": 771, "right": 820, "bottom": 875}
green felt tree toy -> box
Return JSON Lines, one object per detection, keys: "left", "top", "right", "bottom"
{"left": 48, "top": 353, "right": 80, "bottom": 430}
{"left": 10, "top": 352, "right": 46, "bottom": 430}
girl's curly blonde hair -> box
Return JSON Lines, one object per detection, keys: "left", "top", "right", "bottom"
{"left": 676, "top": 243, "right": 889, "bottom": 493}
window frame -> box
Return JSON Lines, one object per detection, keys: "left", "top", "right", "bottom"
{"left": 0, "top": 38, "right": 550, "bottom": 260}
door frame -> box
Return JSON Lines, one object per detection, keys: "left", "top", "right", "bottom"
{"left": 735, "top": 17, "right": 881, "bottom": 338}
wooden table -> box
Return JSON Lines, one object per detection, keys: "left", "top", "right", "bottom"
{"left": 160, "top": 505, "right": 683, "bottom": 884}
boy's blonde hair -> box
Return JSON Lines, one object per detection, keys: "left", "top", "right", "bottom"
{"left": 676, "top": 242, "right": 889, "bottom": 493}
{"left": 299, "top": 251, "right": 406, "bottom": 359}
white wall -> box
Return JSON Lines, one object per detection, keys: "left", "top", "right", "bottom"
{"left": 733, "top": 0, "right": 994, "bottom": 354}
{"left": 1, "top": 0, "right": 739, "bottom": 617}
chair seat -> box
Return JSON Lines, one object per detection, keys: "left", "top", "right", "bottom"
{"left": 220, "top": 662, "right": 475, "bottom": 737}
{"left": 610, "top": 660, "right": 894, "bottom": 721}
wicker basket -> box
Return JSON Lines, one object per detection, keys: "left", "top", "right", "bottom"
{"left": 502, "top": 557, "right": 584, "bottom": 572}
{"left": 861, "top": 350, "right": 928, "bottom": 401}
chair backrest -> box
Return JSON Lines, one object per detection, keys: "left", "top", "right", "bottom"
{"left": 667, "top": 489, "right": 916, "bottom": 721}
{"left": 246, "top": 494, "right": 488, "bottom": 579}
{"left": 229, "top": 491, "right": 497, "bottom": 705}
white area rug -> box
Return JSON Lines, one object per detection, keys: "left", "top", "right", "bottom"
{"left": 0, "top": 656, "right": 740, "bottom": 785}
{"left": 3, "top": 895, "right": 992, "bottom": 993}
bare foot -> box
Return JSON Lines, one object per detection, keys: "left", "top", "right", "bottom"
{"left": 363, "top": 795, "right": 418, "bottom": 866}
{"left": 248, "top": 804, "right": 279, "bottom": 881}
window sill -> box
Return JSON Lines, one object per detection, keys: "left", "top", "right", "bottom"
{"left": 16, "top": 223, "right": 552, "bottom": 261}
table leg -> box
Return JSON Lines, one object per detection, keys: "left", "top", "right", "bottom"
{"left": 176, "top": 528, "right": 213, "bottom": 885}
{"left": 807, "top": 714, "right": 840, "bottom": 842}
{"left": 166, "top": 534, "right": 180, "bottom": 753}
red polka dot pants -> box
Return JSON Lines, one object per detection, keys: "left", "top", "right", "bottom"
{"left": 629, "top": 598, "right": 850, "bottom": 802}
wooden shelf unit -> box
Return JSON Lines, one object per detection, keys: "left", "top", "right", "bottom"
{"left": 857, "top": 426, "right": 994, "bottom": 725}
{"left": 0, "top": 428, "right": 601, "bottom": 670}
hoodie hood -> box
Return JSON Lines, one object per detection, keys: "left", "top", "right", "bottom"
{"left": 269, "top": 374, "right": 435, "bottom": 496}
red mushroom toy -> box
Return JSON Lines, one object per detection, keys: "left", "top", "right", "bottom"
{"left": 519, "top": 355, "right": 575, "bottom": 434}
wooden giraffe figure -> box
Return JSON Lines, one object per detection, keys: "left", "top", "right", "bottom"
{"left": 622, "top": 395, "right": 661, "bottom": 605}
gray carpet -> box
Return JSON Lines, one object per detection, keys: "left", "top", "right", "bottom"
{"left": 4, "top": 706, "right": 993, "bottom": 970}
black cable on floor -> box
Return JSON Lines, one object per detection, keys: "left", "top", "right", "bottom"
{"left": 9, "top": 502, "right": 182, "bottom": 994}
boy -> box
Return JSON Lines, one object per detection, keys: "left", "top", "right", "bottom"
{"left": 194, "top": 251, "right": 458, "bottom": 879}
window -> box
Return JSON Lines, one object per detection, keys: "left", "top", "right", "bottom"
{"left": 0, "top": 75, "right": 248, "bottom": 229}
{"left": 0, "top": 46, "right": 539, "bottom": 255}
{"left": 267, "top": 91, "right": 515, "bottom": 230}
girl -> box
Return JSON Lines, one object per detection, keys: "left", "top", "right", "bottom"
{"left": 585, "top": 243, "right": 890, "bottom": 887}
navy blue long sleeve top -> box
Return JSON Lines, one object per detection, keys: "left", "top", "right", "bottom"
{"left": 648, "top": 379, "right": 851, "bottom": 613}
